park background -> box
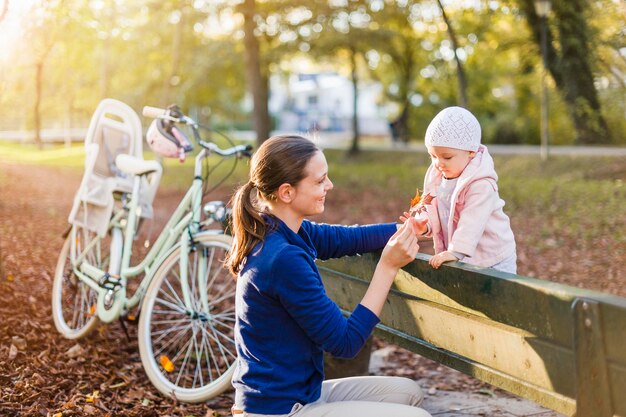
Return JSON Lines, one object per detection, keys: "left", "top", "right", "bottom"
{"left": 0, "top": 0, "right": 625, "bottom": 416}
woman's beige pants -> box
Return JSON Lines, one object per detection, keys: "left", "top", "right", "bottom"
{"left": 233, "top": 376, "right": 432, "bottom": 417}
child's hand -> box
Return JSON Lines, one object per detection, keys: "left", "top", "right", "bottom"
{"left": 399, "top": 211, "right": 428, "bottom": 236}
{"left": 429, "top": 251, "right": 458, "bottom": 269}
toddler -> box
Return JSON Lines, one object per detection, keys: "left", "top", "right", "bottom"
{"left": 410, "top": 106, "right": 517, "bottom": 273}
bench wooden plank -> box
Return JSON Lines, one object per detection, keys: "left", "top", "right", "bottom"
{"left": 317, "top": 253, "right": 626, "bottom": 417}
{"left": 321, "top": 254, "right": 626, "bottom": 349}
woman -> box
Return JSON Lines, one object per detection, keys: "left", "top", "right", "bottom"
{"left": 226, "top": 135, "right": 431, "bottom": 417}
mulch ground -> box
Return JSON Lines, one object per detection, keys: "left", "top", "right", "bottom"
{"left": 0, "top": 162, "right": 624, "bottom": 416}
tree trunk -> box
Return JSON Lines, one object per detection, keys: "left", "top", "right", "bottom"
{"left": 34, "top": 61, "right": 44, "bottom": 150}
{"left": 242, "top": 0, "right": 271, "bottom": 146}
{"left": 521, "top": 0, "right": 610, "bottom": 144}
{"left": 348, "top": 48, "right": 360, "bottom": 156}
{"left": 437, "top": 0, "right": 468, "bottom": 108}
{"left": 395, "top": 103, "right": 410, "bottom": 145}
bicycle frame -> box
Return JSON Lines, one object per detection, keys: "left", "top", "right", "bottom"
{"left": 72, "top": 147, "right": 221, "bottom": 323}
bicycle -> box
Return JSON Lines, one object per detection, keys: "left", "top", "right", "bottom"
{"left": 51, "top": 99, "right": 252, "bottom": 402}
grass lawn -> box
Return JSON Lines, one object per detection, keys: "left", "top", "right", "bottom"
{"left": 2, "top": 140, "right": 625, "bottom": 292}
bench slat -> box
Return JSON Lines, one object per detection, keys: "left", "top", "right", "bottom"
{"left": 318, "top": 254, "right": 626, "bottom": 417}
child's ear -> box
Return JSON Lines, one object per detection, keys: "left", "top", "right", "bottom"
{"left": 469, "top": 151, "right": 476, "bottom": 159}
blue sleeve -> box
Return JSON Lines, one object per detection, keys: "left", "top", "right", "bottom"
{"left": 273, "top": 247, "right": 380, "bottom": 358}
{"left": 302, "top": 221, "right": 397, "bottom": 260}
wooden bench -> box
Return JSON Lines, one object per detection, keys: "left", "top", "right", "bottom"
{"left": 317, "top": 253, "right": 626, "bottom": 417}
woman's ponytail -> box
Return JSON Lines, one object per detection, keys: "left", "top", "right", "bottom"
{"left": 226, "top": 180, "right": 267, "bottom": 276}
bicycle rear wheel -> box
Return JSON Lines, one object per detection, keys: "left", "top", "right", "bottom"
{"left": 52, "top": 225, "right": 122, "bottom": 339}
{"left": 138, "top": 233, "right": 236, "bottom": 403}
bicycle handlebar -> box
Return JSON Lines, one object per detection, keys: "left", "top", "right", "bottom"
{"left": 199, "top": 141, "right": 253, "bottom": 158}
{"left": 142, "top": 106, "right": 167, "bottom": 119}
{"left": 142, "top": 104, "right": 253, "bottom": 158}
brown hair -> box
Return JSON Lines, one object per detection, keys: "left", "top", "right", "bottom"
{"left": 226, "top": 135, "right": 320, "bottom": 275}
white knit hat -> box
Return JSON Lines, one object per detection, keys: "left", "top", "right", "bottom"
{"left": 424, "top": 106, "right": 481, "bottom": 151}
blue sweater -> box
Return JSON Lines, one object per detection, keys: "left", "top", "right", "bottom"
{"left": 232, "top": 218, "right": 397, "bottom": 414}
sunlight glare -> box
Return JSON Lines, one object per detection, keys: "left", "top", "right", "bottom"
{"left": 0, "top": 0, "right": 34, "bottom": 63}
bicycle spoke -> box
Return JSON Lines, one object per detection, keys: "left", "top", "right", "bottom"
{"left": 162, "top": 273, "right": 186, "bottom": 308}
{"left": 199, "top": 324, "right": 236, "bottom": 355}
{"left": 151, "top": 317, "right": 189, "bottom": 326}
{"left": 173, "top": 333, "right": 195, "bottom": 387}
{"left": 208, "top": 290, "right": 236, "bottom": 307}
{"left": 153, "top": 323, "right": 193, "bottom": 357}
{"left": 154, "top": 295, "right": 186, "bottom": 313}
{"left": 193, "top": 329, "right": 204, "bottom": 388}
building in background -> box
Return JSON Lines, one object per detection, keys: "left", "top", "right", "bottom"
{"left": 268, "top": 72, "right": 391, "bottom": 136}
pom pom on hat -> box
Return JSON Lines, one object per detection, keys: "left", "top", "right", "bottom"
{"left": 425, "top": 106, "right": 481, "bottom": 152}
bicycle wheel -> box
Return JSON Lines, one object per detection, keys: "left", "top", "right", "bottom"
{"left": 51, "top": 225, "right": 122, "bottom": 339}
{"left": 138, "top": 233, "right": 236, "bottom": 403}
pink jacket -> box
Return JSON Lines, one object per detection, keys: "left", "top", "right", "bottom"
{"left": 422, "top": 145, "right": 516, "bottom": 268}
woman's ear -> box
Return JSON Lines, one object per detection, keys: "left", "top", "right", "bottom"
{"left": 276, "top": 183, "right": 295, "bottom": 203}
{"left": 469, "top": 151, "right": 476, "bottom": 159}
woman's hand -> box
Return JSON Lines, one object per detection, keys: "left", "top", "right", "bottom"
{"left": 362, "top": 219, "right": 420, "bottom": 316}
{"left": 379, "top": 218, "right": 420, "bottom": 271}
{"left": 429, "top": 251, "right": 458, "bottom": 269}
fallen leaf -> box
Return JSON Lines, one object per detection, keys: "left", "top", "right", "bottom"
{"left": 66, "top": 344, "right": 85, "bottom": 359}
{"left": 11, "top": 335, "right": 27, "bottom": 350}
{"left": 159, "top": 355, "right": 175, "bottom": 373}
{"left": 8, "top": 344, "right": 18, "bottom": 361}
{"left": 86, "top": 390, "right": 100, "bottom": 404}
{"left": 87, "top": 304, "right": 96, "bottom": 318}
{"left": 477, "top": 388, "right": 495, "bottom": 397}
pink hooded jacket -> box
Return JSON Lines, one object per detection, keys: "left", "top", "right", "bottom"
{"left": 422, "top": 145, "right": 516, "bottom": 268}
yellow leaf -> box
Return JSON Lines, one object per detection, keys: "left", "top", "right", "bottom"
{"left": 87, "top": 304, "right": 96, "bottom": 318}
{"left": 53, "top": 413, "right": 63, "bottom": 417}
{"left": 126, "top": 315, "right": 136, "bottom": 321}
{"left": 86, "top": 390, "right": 100, "bottom": 403}
{"left": 160, "top": 355, "right": 175, "bottom": 373}
{"left": 7, "top": 274, "right": 14, "bottom": 282}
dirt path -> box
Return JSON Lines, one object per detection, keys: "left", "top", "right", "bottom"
{"left": 0, "top": 162, "right": 623, "bottom": 416}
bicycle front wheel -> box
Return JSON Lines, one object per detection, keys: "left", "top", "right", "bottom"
{"left": 138, "top": 233, "right": 236, "bottom": 403}
{"left": 52, "top": 225, "right": 122, "bottom": 339}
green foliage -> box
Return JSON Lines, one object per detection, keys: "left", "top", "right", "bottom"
{"left": 0, "top": 0, "right": 623, "bottom": 145}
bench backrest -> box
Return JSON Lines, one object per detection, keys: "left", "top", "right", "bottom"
{"left": 317, "top": 253, "right": 626, "bottom": 417}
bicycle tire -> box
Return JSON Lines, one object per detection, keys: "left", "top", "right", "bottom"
{"left": 138, "top": 233, "right": 236, "bottom": 403}
{"left": 51, "top": 225, "right": 122, "bottom": 339}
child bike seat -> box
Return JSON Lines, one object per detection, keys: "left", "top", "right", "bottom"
{"left": 68, "top": 99, "right": 162, "bottom": 237}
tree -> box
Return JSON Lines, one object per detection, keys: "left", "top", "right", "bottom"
{"left": 520, "top": 0, "right": 611, "bottom": 144}
{"left": 241, "top": 0, "right": 271, "bottom": 146}
{"left": 366, "top": 1, "right": 426, "bottom": 145}
{"left": 435, "top": 0, "right": 468, "bottom": 108}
